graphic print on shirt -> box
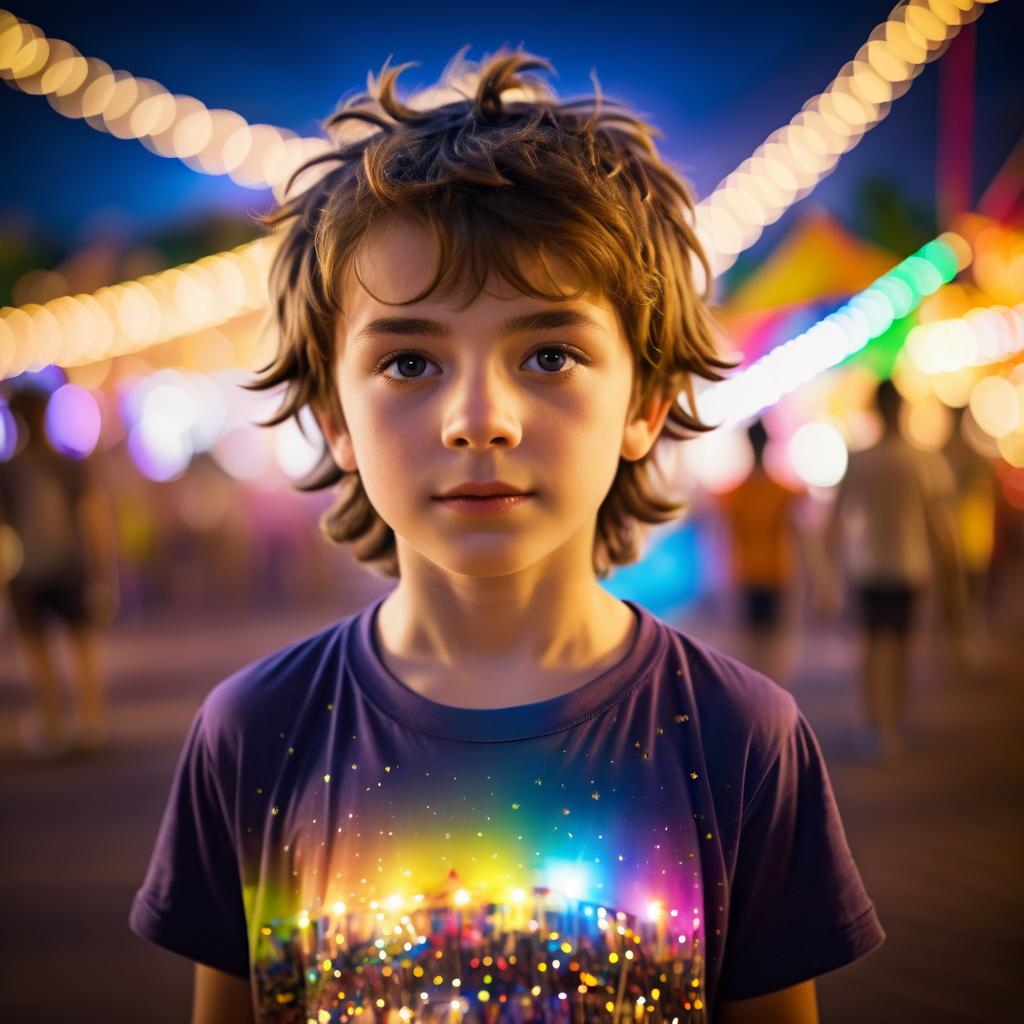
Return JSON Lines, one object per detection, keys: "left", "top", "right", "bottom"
{"left": 243, "top": 731, "right": 709, "bottom": 1023}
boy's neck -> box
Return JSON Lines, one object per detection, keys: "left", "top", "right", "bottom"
{"left": 373, "top": 578, "right": 638, "bottom": 710}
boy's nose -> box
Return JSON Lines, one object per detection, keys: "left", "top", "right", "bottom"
{"left": 440, "top": 374, "right": 523, "bottom": 450}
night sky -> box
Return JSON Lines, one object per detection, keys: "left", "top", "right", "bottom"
{"left": 2, "top": 0, "right": 1022, "bottom": 254}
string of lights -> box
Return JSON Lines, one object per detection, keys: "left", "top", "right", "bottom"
{"left": 0, "top": 1, "right": 1006, "bottom": 385}
{"left": 0, "top": 9, "right": 330, "bottom": 195}
{"left": 3, "top": 2, "right": 1001, "bottom": 279}
{"left": 0, "top": 237, "right": 276, "bottom": 379}
{"left": 693, "top": 0, "right": 1000, "bottom": 281}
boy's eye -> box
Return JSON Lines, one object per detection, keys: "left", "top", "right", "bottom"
{"left": 374, "top": 344, "right": 586, "bottom": 382}
{"left": 523, "top": 346, "right": 579, "bottom": 374}
{"left": 380, "top": 353, "right": 437, "bottom": 380}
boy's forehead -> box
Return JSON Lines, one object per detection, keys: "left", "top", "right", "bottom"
{"left": 337, "top": 215, "right": 621, "bottom": 340}
{"left": 345, "top": 216, "right": 439, "bottom": 303}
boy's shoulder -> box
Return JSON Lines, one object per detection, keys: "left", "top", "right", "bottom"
{"left": 660, "top": 615, "right": 801, "bottom": 766}
{"left": 197, "top": 605, "right": 363, "bottom": 746}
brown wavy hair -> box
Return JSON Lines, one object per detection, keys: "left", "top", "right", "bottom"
{"left": 243, "top": 45, "right": 738, "bottom": 579}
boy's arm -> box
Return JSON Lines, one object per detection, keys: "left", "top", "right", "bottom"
{"left": 192, "top": 964, "right": 256, "bottom": 1024}
{"left": 718, "top": 978, "right": 819, "bottom": 1024}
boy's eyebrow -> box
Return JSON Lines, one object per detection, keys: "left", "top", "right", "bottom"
{"left": 351, "top": 308, "right": 606, "bottom": 345}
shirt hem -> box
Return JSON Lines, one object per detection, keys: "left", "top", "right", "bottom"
{"left": 129, "top": 890, "right": 250, "bottom": 981}
{"left": 715, "top": 903, "right": 886, "bottom": 1003}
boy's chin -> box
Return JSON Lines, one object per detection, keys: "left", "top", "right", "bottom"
{"left": 405, "top": 536, "right": 558, "bottom": 580}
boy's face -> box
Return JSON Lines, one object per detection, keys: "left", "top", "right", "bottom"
{"left": 318, "top": 215, "right": 673, "bottom": 579}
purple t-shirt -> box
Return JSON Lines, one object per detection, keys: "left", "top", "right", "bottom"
{"left": 130, "top": 594, "right": 884, "bottom": 1021}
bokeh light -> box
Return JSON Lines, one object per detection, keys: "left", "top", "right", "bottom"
{"left": 44, "top": 382, "right": 101, "bottom": 457}
{"left": 127, "top": 415, "right": 193, "bottom": 482}
{"left": 680, "top": 428, "right": 754, "bottom": 495}
{"left": 0, "top": 395, "right": 16, "bottom": 460}
{"left": 969, "top": 376, "right": 1020, "bottom": 438}
{"left": 212, "top": 425, "right": 274, "bottom": 482}
{"left": 788, "top": 420, "right": 849, "bottom": 488}
{"left": 273, "top": 407, "right": 323, "bottom": 481}
{"left": 903, "top": 393, "right": 955, "bottom": 451}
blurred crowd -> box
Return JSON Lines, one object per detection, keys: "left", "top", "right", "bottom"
{"left": 1, "top": 375, "right": 1021, "bottom": 765}
{"left": 712, "top": 379, "right": 1021, "bottom": 762}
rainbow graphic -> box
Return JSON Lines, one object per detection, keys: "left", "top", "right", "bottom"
{"left": 240, "top": 740, "right": 709, "bottom": 1022}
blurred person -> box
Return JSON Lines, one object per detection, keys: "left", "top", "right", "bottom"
{"left": 0, "top": 386, "right": 119, "bottom": 758}
{"left": 818, "top": 378, "right": 967, "bottom": 763}
{"left": 716, "top": 417, "right": 805, "bottom": 682}
{"left": 129, "top": 50, "right": 883, "bottom": 1023}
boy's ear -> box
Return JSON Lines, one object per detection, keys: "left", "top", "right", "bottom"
{"left": 310, "top": 398, "right": 358, "bottom": 474}
{"left": 620, "top": 389, "right": 676, "bottom": 463}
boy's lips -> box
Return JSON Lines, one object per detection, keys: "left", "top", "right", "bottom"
{"left": 434, "top": 481, "right": 533, "bottom": 498}
{"left": 433, "top": 493, "right": 533, "bottom": 515}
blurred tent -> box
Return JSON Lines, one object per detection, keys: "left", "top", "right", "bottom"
{"left": 716, "top": 206, "right": 900, "bottom": 363}
{"left": 723, "top": 206, "right": 899, "bottom": 314}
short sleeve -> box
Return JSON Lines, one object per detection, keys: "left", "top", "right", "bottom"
{"left": 716, "top": 708, "right": 885, "bottom": 1002}
{"left": 128, "top": 702, "right": 250, "bottom": 980}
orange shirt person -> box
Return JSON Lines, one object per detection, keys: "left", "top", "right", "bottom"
{"left": 717, "top": 418, "right": 803, "bottom": 633}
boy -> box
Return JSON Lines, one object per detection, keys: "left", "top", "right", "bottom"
{"left": 130, "top": 48, "right": 884, "bottom": 1023}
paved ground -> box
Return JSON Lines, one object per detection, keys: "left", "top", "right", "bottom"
{"left": 0, "top": 579, "right": 1020, "bottom": 1023}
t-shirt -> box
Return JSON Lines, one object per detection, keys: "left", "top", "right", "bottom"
{"left": 129, "top": 593, "right": 885, "bottom": 1021}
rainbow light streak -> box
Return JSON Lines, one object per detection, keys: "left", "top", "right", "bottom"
{"left": 695, "top": 233, "right": 968, "bottom": 430}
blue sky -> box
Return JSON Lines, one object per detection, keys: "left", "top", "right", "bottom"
{"left": 2, "top": 0, "right": 1021, "bottom": 250}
